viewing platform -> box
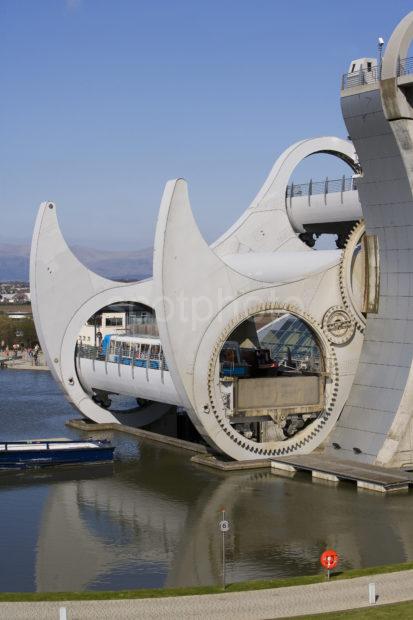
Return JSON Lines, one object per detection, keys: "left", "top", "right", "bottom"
{"left": 341, "top": 54, "right": 413, "bottom": 89}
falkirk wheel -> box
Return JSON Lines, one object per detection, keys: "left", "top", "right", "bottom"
{"left": 31, "top": 12, "right": 413, "bottom": 466}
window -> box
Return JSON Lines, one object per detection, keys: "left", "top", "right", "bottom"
{"left": 351, "top": 63, "right": 356, "bottom": 73}
{"left": 105, "top": 316, "right": 123, "bottom": 326}
{"left": 122, "top": 342, "right": 131, "bottom": 356}
{"left": 110, "top": 340, "right": 122, "bottom": 355}
{"left": 141, "top": 344, "right": 150, "bottom": 357}
{"left": 367, "top": 62, "right": 372, "bottom": 72}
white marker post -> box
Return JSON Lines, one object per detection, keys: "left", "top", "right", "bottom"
{"left": 219, "top": 508, "right": 230, "bottom": 590}
{"left": 59, "top": 608, "right": 67, "bottom": 620}
{"left": 369, "top": 582, "right": 376, "bottom": 604}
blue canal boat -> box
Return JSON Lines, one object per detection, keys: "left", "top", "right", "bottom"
{"left": 0, "top": 439, "right": 115, "bottom": 469}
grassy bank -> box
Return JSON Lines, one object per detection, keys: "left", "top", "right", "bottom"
{"left": 291, "top": 600, "right": 413, "bottom": 619}
{"left": 1, "top": 561, "right": 413, "bottom": 602}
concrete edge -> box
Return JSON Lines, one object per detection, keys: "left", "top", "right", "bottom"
{"left": 66, "top": 419, "right": 210, "bottom": 454}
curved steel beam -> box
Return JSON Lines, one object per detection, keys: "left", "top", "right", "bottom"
{"left": 30, "top": 202, "right": 154, "bottom": 423}
{"left": 153, "top": 178, "right": 363, "bottom": 459}
{"left": 213, "top": 136, "right": 358, "bottom": 256}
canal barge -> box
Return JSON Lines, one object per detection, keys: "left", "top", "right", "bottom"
{"left": 0, "top": 439, "right": 115, "bottom": 469}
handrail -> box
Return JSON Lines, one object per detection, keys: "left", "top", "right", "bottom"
{"left": 341, "top": 64, "right": 381, "bottom": 89}
{"left": 286, "top": 176, "right": 358, "bottom": 199}
{"left": 399, "top": 56, "right": 413, "bottom": 77}
{"left": 77, "top": 343, "right": 169, "bottom": 372}
{"left": 341, "top": 55, "right": 413, "bottom": 90}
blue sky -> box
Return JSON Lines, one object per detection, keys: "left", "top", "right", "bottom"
{"left": 0, "top": 0, "right": 412, "bottom": 250}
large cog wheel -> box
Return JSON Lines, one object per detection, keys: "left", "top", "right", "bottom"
{"left": 206, "top": 301, "right": 339, "bottom": 457}
{"left": 339, "top": 220, "right": 366, "bottom": 333}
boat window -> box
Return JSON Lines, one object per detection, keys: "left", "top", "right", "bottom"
{"left": 151, "top": 345, "right": 160, "bottom": 358}
{"left": 351, "top": 63, "right": 356, "bottom": 73}
{"left": 367, "top": 61, "right": 372, "bottom": 72}
{"left": 141, "top": 344, "right": 150, "bottom": 357}
{"left": 220, "top": 347, "right": 236, "bottom": 363}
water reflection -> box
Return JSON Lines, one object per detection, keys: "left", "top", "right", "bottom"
{"left": 0, "top": 370, "right": 413, "bottom": 592}
{"left": 32, "top": 447, "right": 413, "bottom": 592}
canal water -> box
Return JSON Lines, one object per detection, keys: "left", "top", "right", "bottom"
{"left": 1, "top": 369, "right": 413, "bottom": 592}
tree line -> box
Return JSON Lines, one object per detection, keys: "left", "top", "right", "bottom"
{"left": 0, "top": 315, "right": 38, "bottom": 348}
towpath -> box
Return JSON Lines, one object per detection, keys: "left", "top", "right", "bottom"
{"left": 1, "top": 352, "right": 48, "bottom": 371}
{"left": 0, "top": 568, "right": 413, "bottom": 619}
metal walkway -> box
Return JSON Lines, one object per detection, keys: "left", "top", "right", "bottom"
{"left": 271, "top": 454, "right": 412, "bottom": 493}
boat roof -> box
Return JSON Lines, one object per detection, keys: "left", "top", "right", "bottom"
{"left": 0, "top": 440, "right": 104, "bottom": 451}
{"left": 108, "top": 334, "right": 161, "bottom": 345}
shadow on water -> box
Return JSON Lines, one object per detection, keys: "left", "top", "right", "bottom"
{"left": 1, "top": 370, "right": 413, "bottom": 592}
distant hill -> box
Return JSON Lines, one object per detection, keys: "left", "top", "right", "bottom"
{"left": 0, "top": 242, "right": 153, "bottom": 282}
{"left": 0, "top": 243, "right": 31, "bottom": 282}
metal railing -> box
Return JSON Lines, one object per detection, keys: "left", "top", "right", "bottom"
{"left": 341, "top": 55, "right": 413, "bottom": 90}
{"left": 399, "top": 56, "right": 413, "bottom": 77}
{"left": 341, "top": 65, "right": 381, "bottom": 89}
{"left": 286, "top": 176, "right": 358, "bottom": 199}
{"left": 77, "top": 343, "right": 169, "bottom": 371}
{"left": 77, "top": 344, "right": 99, "bottom": 360}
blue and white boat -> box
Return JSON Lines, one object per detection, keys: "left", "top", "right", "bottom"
{"left": 0, "top": 439, "right": 115, "bottom": 469}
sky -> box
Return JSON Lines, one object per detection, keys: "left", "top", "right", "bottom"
{"left": 0, "top": 0, "right": 412, "bottom": 250}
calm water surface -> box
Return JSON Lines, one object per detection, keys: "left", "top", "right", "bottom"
{"left": 1, "top": 369, "right": 413, "bottom": 592}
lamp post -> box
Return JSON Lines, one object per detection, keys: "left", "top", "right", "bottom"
{"left": 378, "top": 37, "right": 384, "bottom": 78}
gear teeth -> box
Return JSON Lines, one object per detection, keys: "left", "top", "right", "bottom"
{"left": 206, "top": 303, "right": 340, "bottom": 457}
{"left": 339, "top": 219, "right": 366, "bottom": 333}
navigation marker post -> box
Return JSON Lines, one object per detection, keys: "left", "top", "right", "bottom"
{"left": 219, "top": 508, "right": 230, "bottom": 590}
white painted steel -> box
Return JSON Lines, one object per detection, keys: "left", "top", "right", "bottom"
{"left": 153, "top": 177, "right": 363, "bottom": 459}
{"left": 77, "top": 359, "right": 182, "bottom": 406}
{"left": 30, "top": 203, "right": 155, "bottom": 425}
{"left": 31, "top": 10, "right": 413, "bottom": 463}
{"left": 30, "top": 137, "right": 363, "bottom": 459}
{"left": 212, "top": 137, "right": 358, "bottom": 256}
{"left": 222, "top": 250, "right": 341, "bottom": 283}
{"left": 287, "top": 190, "right": 362, "bottom": 234}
